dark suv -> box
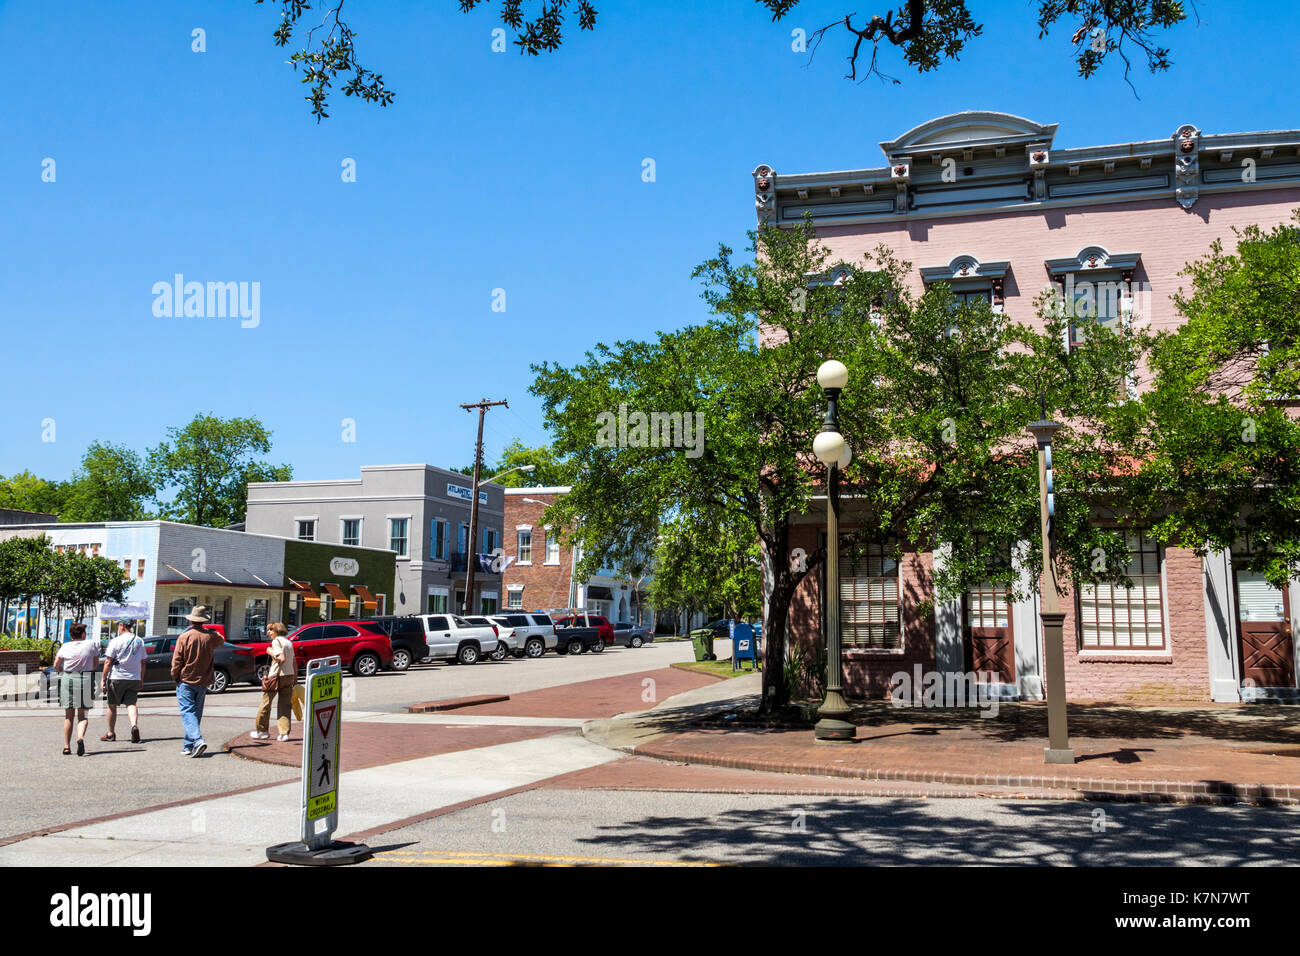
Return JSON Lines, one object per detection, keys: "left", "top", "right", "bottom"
{"left": 353, "top": 616, "right": 429, "bottom": 671}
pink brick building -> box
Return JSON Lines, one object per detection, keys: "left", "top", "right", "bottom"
{"left": 758, "top": 112, "right": 1300, "bottom": 704}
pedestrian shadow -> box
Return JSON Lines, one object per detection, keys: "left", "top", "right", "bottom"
{"left": 572, "top": 798, "right": 1300, "bottom": 866}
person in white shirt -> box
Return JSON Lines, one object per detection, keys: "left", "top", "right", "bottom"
{"left": 54, "top": 623, "right": 98, "bottom": 756}
{"left": 252, "top": 622, "right": 297, "bottom": 741}
{"left": 101, "top": 621, "right": 147, "bottom": 743}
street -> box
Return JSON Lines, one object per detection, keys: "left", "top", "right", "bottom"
{"left": 3, "top": 638, "right": 1299, "bottom": 867}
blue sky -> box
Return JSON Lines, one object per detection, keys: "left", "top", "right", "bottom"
{"left": 2, "top": 0, "right": 1295, "bottom": 483}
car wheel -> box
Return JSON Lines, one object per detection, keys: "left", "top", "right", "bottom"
{"left": 255, "top": 661, "right": 270, "bottom": 682}
{"left": 490, "top": 642, "right": 508, "bottom": 662}
{"left": 352, "top": 652, "right": 380, "bottom": 677}
{"left": 525, "top": 638, "right": 545, "bottom": 659}
{"left": 207, "top": 667, "right": 230, "bottom": 694}
{"left": 630, "top": 636, "right": 643, "bottom": 649}
{"left": 458, "top": 644, "right": 480, "bottom": 665}
{"left": 565, "top": 638, "right": 584, "bottom": 656}
{"left": 390, "top": 648, "right": 412, "bottom": 672}
{"left": 590, "top": 639, "right": 605, "bottom": 654}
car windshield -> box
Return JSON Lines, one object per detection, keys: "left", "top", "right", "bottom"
{"left": 452, "top": 616, "right": 472, "bottom": 627}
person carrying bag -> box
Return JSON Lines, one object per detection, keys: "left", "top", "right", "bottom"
{"left": 252, "top": 622, "right": 296, "bottom": 742}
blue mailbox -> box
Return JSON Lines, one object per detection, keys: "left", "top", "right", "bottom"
{"left": 731, "top": 622, "right": 756, "bottom": 671}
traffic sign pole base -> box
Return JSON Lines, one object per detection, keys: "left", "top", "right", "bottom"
{"left": 265, "top": 840, "right": 373, "bottom": 866}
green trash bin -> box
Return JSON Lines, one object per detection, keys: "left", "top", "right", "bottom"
{"left": 689, "top": 628, "right": 715, "bottom": 662}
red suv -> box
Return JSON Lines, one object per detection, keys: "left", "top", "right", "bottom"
{"left": 244, "top": 621, "right": 394, "bottom": 678}
{"left": 554, "top": 614, "right": 614, "bottom": 646}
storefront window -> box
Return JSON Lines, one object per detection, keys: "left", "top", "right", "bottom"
{"left": 839, "top": 541, "right": 901, "bottom": 650}
{"left": 427, "top": 590, "right": 448, "bottom": 614}
{"left": 167, "top": 597, "right": 196, "bottom": 634}
{"left": 245, "top": 599, "right": 269, "bottom": 640}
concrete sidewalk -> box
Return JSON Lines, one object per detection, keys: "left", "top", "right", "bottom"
{"left": 583, "top": 676, "right": 1300, "bottom": 806}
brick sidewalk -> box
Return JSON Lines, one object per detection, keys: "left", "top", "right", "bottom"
{"left": 634, "top": 703, "right": 1300, "bottom": 805}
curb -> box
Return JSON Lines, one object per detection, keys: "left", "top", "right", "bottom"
{"left": 667, "top": 663, "right": 734, "bottom": 682}
{"left": 407, "top": 694, "right": 510, "bottom": 713}
{"left": 633, "top": 743, "right": 1300, "bottom": 807}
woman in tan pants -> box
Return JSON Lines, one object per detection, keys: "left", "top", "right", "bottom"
{"left": 252, "top": 622, "right": 296, "bottom": 741}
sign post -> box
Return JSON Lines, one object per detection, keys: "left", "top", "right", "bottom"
{"left": 265, "top": 656, "right": 372, "bottom": 866}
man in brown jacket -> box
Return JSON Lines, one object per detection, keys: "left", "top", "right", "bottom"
{"left": 170, "top": 606, "right": 225, "bottom": 757}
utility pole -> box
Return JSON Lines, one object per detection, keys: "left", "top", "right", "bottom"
{"left": 460, "top": 398, "right": 508, "bottom": 615}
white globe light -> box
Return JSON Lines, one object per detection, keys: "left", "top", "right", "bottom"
{"left": 817, "top": 359, "right": 849, "bottom": 391}
{"left": 813, "top": 430, "right": 847, "bottom": 465}
{"left": 837, "top": 443, "right": 852, "bottom": 469}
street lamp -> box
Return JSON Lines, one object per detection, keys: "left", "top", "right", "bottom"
{"left": 813, "top": 360, "right": 855, "bottom": 742}
{"left": 1027, "top": 415, "right": 1074, "bottom": 764}
{"left": 462, "top": 464, "right": 536, "bottom": 615}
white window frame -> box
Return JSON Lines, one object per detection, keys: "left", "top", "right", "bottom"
{"left": 517, "top": 528, "right": 533, "bottom": 565}
{"left": 544, "top": 526, "right": 560, "bottom": 565}
{"left": 340, "top": 516, "right": 363, "bottom": 548}
{"left": 295, "top": 517, "right": 318, "bottom": 542}
{"left": 388, "top": 515, "right": 411, "bottom": 558}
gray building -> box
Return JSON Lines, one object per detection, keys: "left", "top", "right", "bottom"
{"left": 245, "top": 464, "right": 506, "bottom": 616}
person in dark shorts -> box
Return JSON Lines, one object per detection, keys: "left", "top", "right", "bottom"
{"left": 101, "top": 620, "right": 146, "bottom": 743}
{"left": 53, "top": 623, "right": 98, "bottom": 756}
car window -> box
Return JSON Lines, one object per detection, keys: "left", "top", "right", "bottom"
{"left": 506, "top": 615, "right": 530, "bottom": 627}
{"left": 467, "top": 617, "right": 491, "bottom": 627}
{"left": 452, "top": 616, "right": 472, "bottom": 628}
{"left": 292, "top": 626, "right": 322, "bottom": 642}
{"left": 614, "top": 622, "right": 629, "bottom": 630}
{"left": 426, "top": 616, "right": 450, "bottom": 631}
{"left": 145, "top": 639, "right": 166, "bottom": 654}
{"left": 321, "top": 624, "right": 358, "bottom": 639}
{"left": 528, "top": 614, "right": 552, "bottom": 626}
{"left": 396, "top": 619, "right": 424, "bottom": 635}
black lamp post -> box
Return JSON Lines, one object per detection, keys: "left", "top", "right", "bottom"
{"left": 813, "top": 360, "right": 855, "bottom": 742}
{"left": 1026, "top": 415, "right": 1074, "bottom": 764}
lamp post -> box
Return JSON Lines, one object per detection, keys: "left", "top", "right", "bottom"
{"left": 813, "top": 360, "right": 855, "bottom": 742}
{"left": 462, "top": 464, "right": 535, "bottom": 615}
{"left": 1026, "top": 415, "right": 1074, "bottom": 764}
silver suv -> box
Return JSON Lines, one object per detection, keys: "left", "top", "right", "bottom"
{"left": 490, "top": 613, "right": 559, "bottom": 659}
{"left": 421, "top": 614, "right": 503, "bottom": 665}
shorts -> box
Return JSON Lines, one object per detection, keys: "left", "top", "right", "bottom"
{"left": 107, "top": 679, "right": 141, "bottom": 707}
{"left": 58, "top": 672, "right": 95, "bottom": 710}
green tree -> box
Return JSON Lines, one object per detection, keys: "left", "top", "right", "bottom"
{"left": 60, "top": 442, "right": 155, "bottom": 522}
{"left": 1128, "top": 214, "right": 1300, "bottom": 586}
{"left": 266, "top": 1, "right": 1187, "bottom": 119}
{"left": 531, "top": 220, "right": 1147, "bottom": 709}
{"left": 650, "top": 513, "right": 761, "bottom": 624}
{"left": 491, "top": 439, "right": 576, "bottom": 488}
{"left": 40, "top": 549, "right": 130, "bottom": 624}
{"left": 147, "top": 415, "right": 292, "bottom": 528}
{"left": 0, "top": 471, "right": 68, "bottom": 516}
{"left": 0, "top": 534, "right": 53, "bottom": 632}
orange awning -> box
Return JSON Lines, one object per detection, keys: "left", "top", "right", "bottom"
{"left": 288, "top": 579, "right": 321, "bottom": 608}
{"left": 352, "top": 585, "right": 378, "bottom": 610}
{"left": 321, "top": 583, "right": 349, "bottom": 605}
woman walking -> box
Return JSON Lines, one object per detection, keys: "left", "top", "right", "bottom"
{"left": 252, "top": 622, "right": 296, "bottom": 741}
{"left": 54, "top": 623, "right": 98, "bottom": 755}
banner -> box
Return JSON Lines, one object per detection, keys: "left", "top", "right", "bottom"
{"left": 99, "top": 601, "right": 150, "bottom": 620}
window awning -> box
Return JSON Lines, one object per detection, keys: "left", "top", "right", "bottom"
{"left": 352, "top": 584, "right": 378, "bottom": 610}
{"left": 288, "top": 579, "right": 320, "bottom": 608}
{"left": 321, "top": 583, "right": 349, "bottom": 605}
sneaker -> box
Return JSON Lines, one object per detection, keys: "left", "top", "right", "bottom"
{"left": 190, "top": 741, "right": 207, "bottom": 757}
{"left": 250, "top": 731, "right": 269, "bottom": 740}
{"left": 130, "top": 726, "right": 141, "bottom": 744}
{"left": 276, "top": 734, "right": 290, "bottom": 742}
{"left": 181, "top": 747, "right": 193, "bottom": 756}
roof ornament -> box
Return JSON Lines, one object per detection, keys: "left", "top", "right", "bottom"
{"left": 753, "top": 165, "right": 776, "bottom": 225}
{"left": 1172, "top": 124, "right": 1201, "bottom": 210}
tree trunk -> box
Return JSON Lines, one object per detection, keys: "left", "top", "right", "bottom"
{"left": 759, "top": 518, "right": 794, "bottom": 712}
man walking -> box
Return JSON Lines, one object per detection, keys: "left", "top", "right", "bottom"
{"left": 101, "top": 620, "right": 146, "bottom": 743}
{"left": 169, "top": 606, "right": 224, "bottom": 757}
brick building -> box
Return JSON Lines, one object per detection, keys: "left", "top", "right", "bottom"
{"left": 501, "top": 487, "right": 654, "bottom": 626}
{"left": 759, "top": 111, "right": 1300, "bottom": 704}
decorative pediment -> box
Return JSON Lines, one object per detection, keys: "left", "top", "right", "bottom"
{"left": 880, "top": 111, "right": 1058, "bottom": 160}
{"left": 920, "top": 255, "right": 1010, "bottom": 284}
{"left": 1044, "top": 246, "right": 1141, "bottom": 277}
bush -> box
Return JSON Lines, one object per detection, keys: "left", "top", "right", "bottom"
{"left": 0, "top": 634, "right": 60, "bottom": 667}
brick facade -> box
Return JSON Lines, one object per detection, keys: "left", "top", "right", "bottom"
{"left": 501, "top": 491, "right": 574, "bottom": 611}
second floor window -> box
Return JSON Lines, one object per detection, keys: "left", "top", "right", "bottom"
{"left": 545, "top": 530, "right": 560, "bottom": 565}
{"left": 483, "top": 528, "right": 498, "bottom": 555}
{"left": 389, "top": 518, "right": 409, "bottom": 557}
{"left": 518, "top": 530, "right": 532, "bottom": 564}
{"left": 430, "top": 519, "right": 449, "bottom": 560}
{"left": 297, "top": 520, "right": 315, "bottom": 541}
{"left": 342, "top": 519, "right": 361, "bottom": 547}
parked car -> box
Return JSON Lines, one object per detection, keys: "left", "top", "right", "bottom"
{"left": 612, "top": 621, "right": 654, "bottom": 648}
{"left": 553, "top": 622, "right": 606, "bottom": 655}
{"left": 553, "top": 614, "right": 614, "bottom": 645}
{"left": 464, "top": 616, "right": 514, "bottom": 661}
{"left": 242, "top": 621, "right": 394, "bottom": 678}
{"left": 420, "top": 614, "right": 503, "bottom": 665}
{"left": 350, "top": 616, "right": 429, "bottom": 671}
{"left": 136, "top": 635, "right": 259, "bottom": 694}
{"left": 490, "top": 613, "right": 558, "bottom": 659}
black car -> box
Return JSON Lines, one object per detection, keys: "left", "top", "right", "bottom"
{"left": 350, "top": 616, "right": 427, "bottom": 671}
{"left": 135, "top": 635, "right": 259, "bottom": 694}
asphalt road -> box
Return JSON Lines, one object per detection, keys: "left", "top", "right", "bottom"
{"left": 365, "top": 789, "right": 1300, "bottom": 867}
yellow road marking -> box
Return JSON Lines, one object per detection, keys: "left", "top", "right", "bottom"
{"left": 373, "top": 848, "right": 716, "bottom": 867}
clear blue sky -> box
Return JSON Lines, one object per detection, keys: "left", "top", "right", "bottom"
{"left": 2, "top": 0, "right": 1295, "bottom": 483}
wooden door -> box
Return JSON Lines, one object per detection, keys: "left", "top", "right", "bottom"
{"left": 965, "top": 581, "right": 1015, "bottom": 683}
{"left": 1236, "top": 565, "right": 1295, "bottom": 688}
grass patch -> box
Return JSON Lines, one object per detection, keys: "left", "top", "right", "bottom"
{"left": 675, "top": 659, "right": 761, "bottom": 680}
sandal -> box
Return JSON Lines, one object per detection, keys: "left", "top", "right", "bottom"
{"left": 62, "top": 748, "right": 71, "bottom": 755}
{"left": 100, "top": 733, "right": 116, "bottom": 742}
{"left": 76, "top": 740, "right": 85, "bottom": 756}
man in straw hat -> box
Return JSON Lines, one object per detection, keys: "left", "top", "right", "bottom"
{"left": 169, "top": 606, "right": 225, "bottom": 756}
